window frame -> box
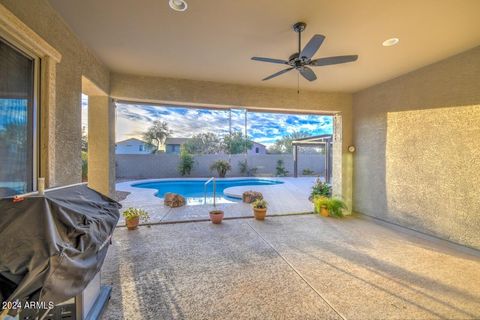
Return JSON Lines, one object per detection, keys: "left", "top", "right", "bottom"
{"left": 0, "top": 34, "right": 40, "bottom": 193}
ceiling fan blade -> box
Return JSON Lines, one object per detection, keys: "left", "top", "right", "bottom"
{"left": 262, "top": 67, "right": 294, "bottom": 81}
{"left": 300, "top": 34, "right": 325, "bottom": 59}
{"left": 299, "top": 66, "right": 317, "bottom": 81}
{"left": 310, "top": 55, "right": 358, "bottom": 66}
{"left": 251, "top": 57, "right": 289, "bottom": 65}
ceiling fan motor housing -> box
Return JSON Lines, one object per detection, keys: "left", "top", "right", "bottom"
{"left": 288, "top": 53, "right": 309, "bottom": 68}
{"left": 292, "top": 22, "right": 306, "bottom": 33}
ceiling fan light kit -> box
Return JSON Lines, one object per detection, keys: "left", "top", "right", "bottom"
{"left": 169, "top": 0, "right": 188, "bottom": 12}
{"left": 382, "top": 37, "right": 399, "bottom": 47}
{"left": 252, "top": 22, "right": 358, "bottom": 82}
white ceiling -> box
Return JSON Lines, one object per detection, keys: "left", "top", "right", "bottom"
{"left": 49, "top": 0, "right": 480, "bottom": 92}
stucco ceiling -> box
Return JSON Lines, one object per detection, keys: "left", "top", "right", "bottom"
{"left": 48, "top": 0, "right": 480, "bottom": 92}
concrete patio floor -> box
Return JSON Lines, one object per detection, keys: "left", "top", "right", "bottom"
{"left": 101, "top": 214, "right": 480, "bottom": 320}
{"left": 116, "top": 177, "right": 317, "bottom": 225}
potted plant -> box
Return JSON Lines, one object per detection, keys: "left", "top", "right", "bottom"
{"left": 123, "top": 208, "right": 150, "bottom": 230}
{"left": 210, "top": 160, "right": 232, "bottom": 178}
{"left": 208, "top": 178, "right": 224, "bottom": 224}
{"left": 313, "top": 197, "right": 347, "bottom": 218}
{"left": 310, "top": 177, "right": 331, "bottom": 201}
{"left": 209, "top": 209, "right": 224, "bottom": 224}
{"left": 252, "top": 199, "right": 268, "bottom": 220}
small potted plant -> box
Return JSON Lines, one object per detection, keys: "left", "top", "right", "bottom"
{"left": 210, "top": 160, "right": 232, "bottom": 178}
{"left": 252, "top": 199, "right": 268, "bottom": 220}
{"left": 123, "top": 208, "right": 150, "bottom": 230}
{"left": 310, "top": 177, "right": 331, "bottom": 201}
{"left": 209, "top": 209, "right": 224, "bottom": 224}
{"left": 313, "top": 197, "right": 347, "bottom": 218}
{"left": 208, "top": 179, "right": 224, "bottom": 224}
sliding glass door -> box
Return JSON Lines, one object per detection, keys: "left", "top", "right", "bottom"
{"left": 0, "top": 37, "right": 37, "bottom": 196}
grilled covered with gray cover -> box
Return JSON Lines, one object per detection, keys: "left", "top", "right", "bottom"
{"left": 0, "top": 184, "right": 120, "bottom": 309}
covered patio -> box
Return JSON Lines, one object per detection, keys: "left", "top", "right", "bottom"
{"left": 1, "top": 1, "right": 479, "bottom": 320}
{"left": 102, "top": 215, "right": 480, "bottom": 319}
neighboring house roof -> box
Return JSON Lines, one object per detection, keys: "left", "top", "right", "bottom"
{"left": 116, "top": 138, "right": 146, "bottom": 144}
{"left": 252, "top": 141, "right": 266, "bottom": 147}
{"left": 115, "top": 138, "right": 154, "bottom": 147}
{"left": 165, "top": 137, "right": 190, "bottom": 145}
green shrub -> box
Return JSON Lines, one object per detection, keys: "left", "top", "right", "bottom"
{"left": 210, "top": 160, "right": 232, "bottom": 178}
{"left": 178, "top": 147, "right": 195, "bottom": 176}
{"left": 122, "top": 208, "right": 150, "bottom": 222}
{"left": 238, "top": 160, "right": 258, "bottom": 176}
{"left": 302, "top": 168, "right": 315, "bottom": 175}
{"left": 275, "top": 159, "right": 289, "bottom": 177}
{"left": 81, "top": 151, "right": 88, "bottom": 181}
{"left": 311, "top": 177, "right": 331, "bottom": 199}
{"left": 313, "top": 197, "right": 347, "bottom": 218}
{"left": 238, "top": 160, "right": 248, "bottom": 175}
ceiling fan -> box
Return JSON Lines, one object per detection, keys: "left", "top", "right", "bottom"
{"left": 252, "top": 22, "right": 358, "bottom": 82}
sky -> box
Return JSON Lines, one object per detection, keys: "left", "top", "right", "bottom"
{"left": 112, "top": 103, "right": 333, "bottom": 146}
{"left": 81, "top": 94, "right": 88, "bottom": 133}
{"left": 82, "top": 97, "right": 333, "bottom": 146}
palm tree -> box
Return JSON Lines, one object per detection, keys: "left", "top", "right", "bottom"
{"left": 143, "top": 120, "right": 172, "bottom": 153}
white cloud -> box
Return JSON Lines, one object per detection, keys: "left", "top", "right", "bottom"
{"left": 114, "top": 103, "right": 333, "bottom": 145}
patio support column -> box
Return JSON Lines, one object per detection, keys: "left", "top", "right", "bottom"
{"left": 325, "top": 141, "right": 330, "bottom": 183}
{"left": 332, "top": 113, "right": 352, "bottom": 214}
{"left": 293, "top": 145, "right": 298, "bottom": 177}
{"left": 88, "top": 96, "right": 116, "bottom": 197}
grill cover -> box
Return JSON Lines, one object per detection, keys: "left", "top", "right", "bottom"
{"left": 0, "top": 184, "right": 120, "bottom": 308}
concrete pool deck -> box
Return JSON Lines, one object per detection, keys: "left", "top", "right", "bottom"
{"left": 116, "top": 177, "right": 318, "bottom": 225}
{"left": 101, "top": 214, "right": 480, "bottom": 319}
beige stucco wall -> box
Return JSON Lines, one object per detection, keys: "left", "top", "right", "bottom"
{"left": 111, "top": 73, "right": 354, "bottom": 208}
{"left": 353, "top": 46, "right": 480, "bottom": 249}
{"left": 1, "top": 0, "right": 110, "bottom": 187}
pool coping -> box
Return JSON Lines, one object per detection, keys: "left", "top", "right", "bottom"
{"left": 118, "top": 177, "right": 287, "bottom": 200}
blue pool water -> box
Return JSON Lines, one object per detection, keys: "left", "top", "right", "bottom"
{"left": 133, "top": 179, "right": 283, "bottom": 205}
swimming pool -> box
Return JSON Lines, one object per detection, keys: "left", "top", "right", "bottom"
{"left": 132, "top": 178, "right": 283, "bottom": 205}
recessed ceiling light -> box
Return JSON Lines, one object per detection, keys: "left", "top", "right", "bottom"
{"left": 169, "top": 0, "right": 188, "bottom": 12}
{"left": 382, "top": 38, "right": 399, "bottom": 47}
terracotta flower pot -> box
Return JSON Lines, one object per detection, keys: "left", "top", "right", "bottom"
{"left": 209, "top": 210, "right": 224, "bottom": 224}
{"left": 126, "top": 216, "right": 139, "bottom": 230}
{"left": 320, "top": 206, "right": 330, "bottom": 217}
{"left": 253, "top": 208, "right": 267, "bottom": 220}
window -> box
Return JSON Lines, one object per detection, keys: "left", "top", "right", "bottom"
{"left": 139, "top": 145, "right": 144, "bottom": 152}
{"left": 255, "top": 147, "right": 259, "bottom": 154}
{"left": 0, "top": 37, "right": 38, "bottom": 196}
